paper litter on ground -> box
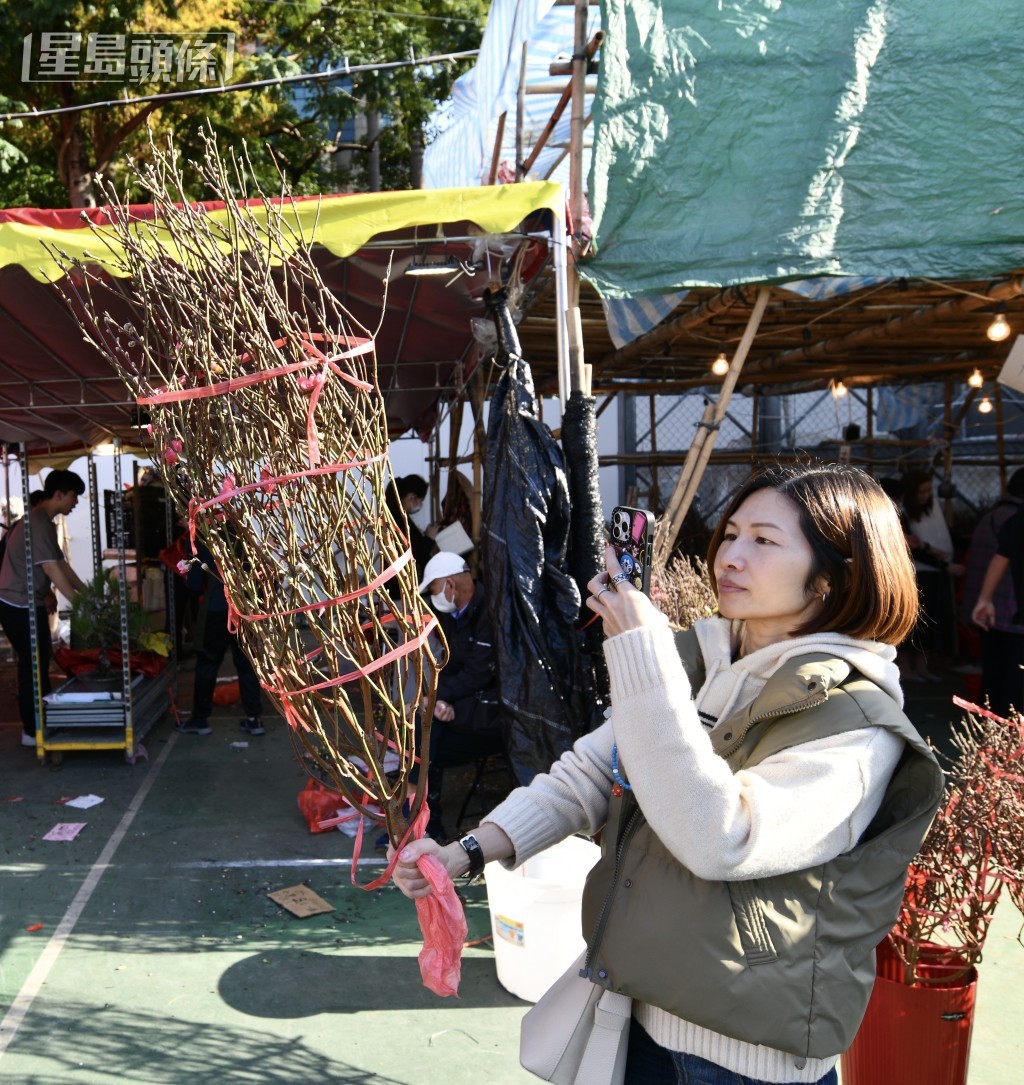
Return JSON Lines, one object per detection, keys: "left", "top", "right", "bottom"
{"left": 43, "top": 823, "right": 87, "bottom": 841}
{"left": 64, "top": 794, "right": 104, "bottom": 809}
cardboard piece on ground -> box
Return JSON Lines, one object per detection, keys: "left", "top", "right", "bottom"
{"left": 267, "top": 884, "right": 334, "bottom": 917}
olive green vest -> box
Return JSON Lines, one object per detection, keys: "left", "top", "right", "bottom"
{"left": 580, "top": 629, "right": 944, "bottom": 1061}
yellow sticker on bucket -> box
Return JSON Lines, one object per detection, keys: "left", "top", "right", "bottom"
{"left": 495, "top": 913, "right": 525, "bottom": 947}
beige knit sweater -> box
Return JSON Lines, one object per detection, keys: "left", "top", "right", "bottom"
{"left": 483, "top": 615, "right": 904, "bottom": 1083}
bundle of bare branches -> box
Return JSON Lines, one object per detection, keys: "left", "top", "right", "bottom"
{"left": 651, "top": 554, "right": 717, "bottom": 631}
{"left": 890, "top": 704, "right": 1024, "bottom": 985}
{"left": 53, "top": 133, "right": 443, "bottom": 849}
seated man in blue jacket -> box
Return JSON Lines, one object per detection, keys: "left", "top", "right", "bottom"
{"left": 418, "top": 551, "right": 505, "bottom": 841}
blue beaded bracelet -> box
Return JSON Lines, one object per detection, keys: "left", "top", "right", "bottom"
{"left": 611, "top": 743, "right": 633, "bottom": 791}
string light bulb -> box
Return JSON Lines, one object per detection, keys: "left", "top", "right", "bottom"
{"left": 831, "top": 379, "right": 848, "bottom": 398}
{"left": 967, "top": 368, "right": 985, "bottom": 388}
{"left": 987, "top": 304, "right": 1011, "bottom": 342}
{"left": 978, "top": 396, "right": 994, "bottom": 414}
{"left": 711, "top": 352, "right": 730, "bottom": 377}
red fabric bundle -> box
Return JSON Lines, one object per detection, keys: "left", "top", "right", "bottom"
{"left": 297, "top": 778, "right": 347, "bottom": 833}
{"left": 414, "top": 851, "right": 468, "bottom": 997}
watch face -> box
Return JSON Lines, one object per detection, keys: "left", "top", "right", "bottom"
{"left": 459, "top": 833, "right": 484, "bottom": 876}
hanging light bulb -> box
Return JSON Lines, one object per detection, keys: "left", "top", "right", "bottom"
{"left": 711, "top": 352, "right": 730, "bottom": 377}
{"left": 978, "top": 396, "right": 994, "bottom": 414}
{"left": 987, "top": 304, "right": 1011, "bottom": 342}
{"left": 831, "top": 379, "right": 848, "bottom": 398}
{"left": 967, "top": 368, "right": 985, "bottom": 389}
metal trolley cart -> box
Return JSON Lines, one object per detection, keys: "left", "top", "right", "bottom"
{"left": 42, "top": 669, "right": 170, "bottom": 765}
{"left": 16, "top": 440, "right": 177, "bottom": 765}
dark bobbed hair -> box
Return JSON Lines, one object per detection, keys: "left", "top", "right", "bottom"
{"left": 706, "top": 462, "right": 920, "bottom": 645}
{"left": 1007, "top": 467, "right": 1024, "bottom": 499}
{"left": 901, "top": 469, "right": 934, "bottom": 520}
{"left": 43, "top": 469, "right": 86, "bottom": 499}
{"left": 396, "top": 474, "right": 428, "bottom": 500}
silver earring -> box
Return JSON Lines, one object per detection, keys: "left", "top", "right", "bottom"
{"left": 821, "top": 590, "right": 828, "bottom": 604}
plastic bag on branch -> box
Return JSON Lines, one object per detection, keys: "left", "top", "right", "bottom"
{"left": 53, "top": 135, "right": 445, "bottom": 851}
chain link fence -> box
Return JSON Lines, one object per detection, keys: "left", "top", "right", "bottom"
{"left": 617, "top": 383, "right": 1024, "bottom": 557}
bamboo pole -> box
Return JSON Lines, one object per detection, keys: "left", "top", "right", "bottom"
{"left": 654, "top": 286, "right": 771, "bottom": 566}
{"left": 488, "top": 112, "right": 507, "bottom": 185}
{"left": 564, "top": 0, "right": 589, "bottom": 395}
{"left": 942, "top": 378, "right": 954, "bottom": 521}
{"left": 867, "top": 388, "right": 876, "bottom": 477}
{"left": 521, "top": 32, "right": 603, "bottom": 176}
{"left": 469, "top": 363, "right": 487, "bottom": 544}
{"left": 751, "top": 275, "right": 1024, "bottom": 374}
{"left": 595, "top": 284, "right": 754, "bottom": 371}
{"left": 515, "top": 43, "right": 528, "bottom": 181}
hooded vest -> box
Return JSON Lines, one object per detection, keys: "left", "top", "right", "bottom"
{"left": 579, "top": 629, "right": 944, "bottom": 1061}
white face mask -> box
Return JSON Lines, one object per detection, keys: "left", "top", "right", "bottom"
{"left": 430, "top": 582, "right": 457, "bottom": 614}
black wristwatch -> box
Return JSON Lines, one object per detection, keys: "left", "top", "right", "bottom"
{"left": 457, "top": 833, "right": 485, "bottom": 880}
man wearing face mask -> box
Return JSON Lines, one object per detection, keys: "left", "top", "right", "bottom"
{"left": 417, "top": 551, "right": 504, "bottom": 841}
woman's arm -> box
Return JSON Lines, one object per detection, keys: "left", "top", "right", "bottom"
{"left": 390, "top": 723, "right": 616, "bottom": 899}
{"left": 391, "top": 822, "right": 515, "bottom": 898}
{"left": 607, "top": 623, "right": 903, "bottom": 880}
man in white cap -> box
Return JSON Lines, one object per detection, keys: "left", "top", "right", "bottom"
{"left": 416, "top": 551, "right": 504, "bottom": 841}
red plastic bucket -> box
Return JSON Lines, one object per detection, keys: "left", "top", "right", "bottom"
{"left": 841, "top": 941, "right": 977, "bottom": 1085}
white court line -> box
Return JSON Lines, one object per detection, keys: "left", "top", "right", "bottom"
{"left": 176, "top": 858, "right": 387, "bottom": 868}
{"left": 0, "top": 731, "right": 179, "bottom": 1059}
{"left": 0, "top": 858, "right": 388, "bottom": 873}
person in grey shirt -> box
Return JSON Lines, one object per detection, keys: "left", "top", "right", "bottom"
{"left": 0, "top": 469, "right": 88, "bottom": 746}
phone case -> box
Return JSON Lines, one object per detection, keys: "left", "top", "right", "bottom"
{"left": 610, "top": 505, "right": 654, "bottom": 594}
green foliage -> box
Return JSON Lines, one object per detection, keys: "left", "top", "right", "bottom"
{"left": 0, "top": 0, "right": 489, "bottom": 207}
{"left": 70, "top": 569, "right": 153, "bottom": 654}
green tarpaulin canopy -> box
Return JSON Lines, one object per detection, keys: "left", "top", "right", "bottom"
{"left": 586, "top": 0, "right": 1023, "bottom": 298}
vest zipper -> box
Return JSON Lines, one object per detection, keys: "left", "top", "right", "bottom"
{"left": 719, "top": 691, "right": 827, "bottom": 759}
{"left": 580, "top": 803, "right": 643, "bottom": 979}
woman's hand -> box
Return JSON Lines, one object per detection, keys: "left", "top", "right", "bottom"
{"left": 585, "top": 545, "right": 666, "bottom": 637}
{"left": 389, "top": 838, "right": 466, "bottom": 899}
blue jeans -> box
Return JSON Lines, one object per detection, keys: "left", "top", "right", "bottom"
{"left": 626, "top": 1017, "right": 839, "bottom": 1085}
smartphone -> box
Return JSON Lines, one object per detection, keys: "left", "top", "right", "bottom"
{"left": 609, "top": 505, "right": 655, "bottom": 595}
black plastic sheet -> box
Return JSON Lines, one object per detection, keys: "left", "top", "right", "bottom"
{"left": 481, "top": 293, "right": 605, "bottom": 784}
{"left": 561, "top": 390, "right": 610, "bottom": 705}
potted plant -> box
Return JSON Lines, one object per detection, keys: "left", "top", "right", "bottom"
{"left": 66, "top": 569, "right": 170, "bottom": 674}
{"left": 841, "top": 700, "right": 1024, "bottom": 1085}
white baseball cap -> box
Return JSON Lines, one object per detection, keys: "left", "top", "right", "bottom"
{"left": 418, "top": 551, "right": 470, "bottom": 593}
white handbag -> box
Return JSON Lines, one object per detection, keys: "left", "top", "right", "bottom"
{"left": 519, "top": 952, "right": 632, "bottom": 1085}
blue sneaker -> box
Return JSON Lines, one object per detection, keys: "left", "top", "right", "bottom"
{"left": 240, "top": 717, "right": 265, "bottom": 736}
{"left": 177, "top": 718, "right": 212, "bottom": 735}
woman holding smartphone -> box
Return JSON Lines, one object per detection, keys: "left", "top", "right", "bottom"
{"left": 392, "top": 463, "right": 942, "bottom": 1085}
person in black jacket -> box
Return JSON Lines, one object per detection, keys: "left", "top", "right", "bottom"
{"left": 178, "top": 536, "right": 264, "bottom": 736}
{"left": 385, "top": 474, "right": 438, "bottom": 585}
{"left": 418, "top": 551, "right": 504, "bottom": 841}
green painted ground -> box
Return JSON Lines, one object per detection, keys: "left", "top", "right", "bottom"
{"left": 1, "top": 664, "right": 1021, "bottom": 1084}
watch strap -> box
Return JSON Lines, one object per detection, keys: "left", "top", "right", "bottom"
{"left": 458, "top": 833, "right": 485, "bottom": 879}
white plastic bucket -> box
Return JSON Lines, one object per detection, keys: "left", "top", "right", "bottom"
{"left": 484, "top": 834, "right": 601, "bottom": 1002}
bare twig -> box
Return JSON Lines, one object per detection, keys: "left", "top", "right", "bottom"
{"left": 53, "top": 128, "right": 444, "bottom": 846}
